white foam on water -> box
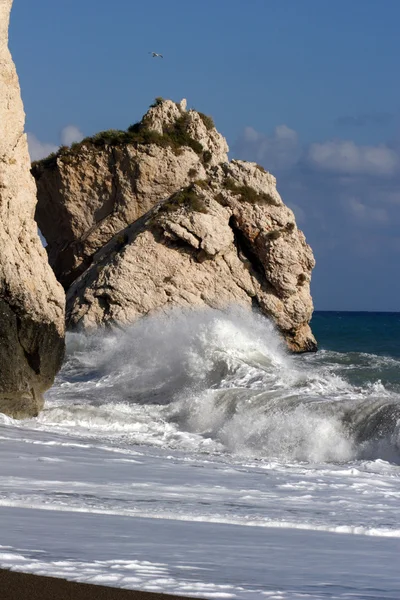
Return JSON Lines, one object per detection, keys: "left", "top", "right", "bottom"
{"left": 1, "top": 307, "right": 400, "bottom": 597}
{"left": 0, "top": 497, "right": 399, "bottom": 537}
{"left": 21, "top": 307, "right": 397, "bottom": 464}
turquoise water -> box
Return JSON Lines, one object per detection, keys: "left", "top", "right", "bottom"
{"left": 312, "top": 311, "right": 400, "bottom": 358}
{"left": 309, "top": 312, "right": 400, "bottom": 396}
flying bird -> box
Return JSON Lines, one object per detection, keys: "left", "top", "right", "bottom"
{"left": 149, "top": 52, "right": 163, "bottom": 58}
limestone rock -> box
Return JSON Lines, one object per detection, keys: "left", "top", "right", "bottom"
{"left": 0, "top": 0, "right": 65, "bottom": 417}
{"left": 33, "top": 99, "right": 228, "bottom": 289}
{"left": 67, "top": 179, "right": 316, "bottom": 353}
{"left": 34, "top": 95, "right": 315, "bottom": 352}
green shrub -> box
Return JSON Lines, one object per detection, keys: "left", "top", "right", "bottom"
{"left": 127, "top": 122, "right": 141, "bottom": 134}
{"left": 33, "top": 103, "right": 211, "bottom": 169}
{"left": 150, "top": 97, "right": 165, "bottom": 107}
{"left": 90, "top": 130, "right": 128, "bottom": 146}
{"left": 129, "top": 115, "right": 204, "bottom": 156}
{"left": 193, "top": 179, "right": 210, "bottom": 189}
{"left": 58, "top": 154, "right": 77, "bottom": 165}
{"left": 223, "top": 178, "right": 240, "bottom": 193}
{"left": 267, "top": 230, "right": 281, "bottom": 240}
{"left": 31, "top": 152, "right": 58, "bottom": 170}
{"left": 165, "top": 113, "right": 203, "bottom": 154}
{"left": 159, "top": 186, "right": 207, "bottom": 214}
{"left": 222, "top": 178, "right": 273, "bottom": 204}
{"left": 198, "top": 112, "right": 215, "bottom": 130}
{"left": 126, "top": 124, "right": 168, "bottom": 146}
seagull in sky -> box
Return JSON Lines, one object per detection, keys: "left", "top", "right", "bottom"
{"left": 149, "top": 52, "right": 163, "bottom": 58}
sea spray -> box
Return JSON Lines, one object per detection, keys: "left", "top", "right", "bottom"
{"left": 32, "top": 307, "right": 400, "bottom": 463}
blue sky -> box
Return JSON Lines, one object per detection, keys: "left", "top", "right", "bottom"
{"left": 9, "top": 0, "right": 400, "bottom": 311}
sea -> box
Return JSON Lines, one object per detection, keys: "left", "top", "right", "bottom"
{"left": 0, "top": 308, "right": 399, "bottom": 599}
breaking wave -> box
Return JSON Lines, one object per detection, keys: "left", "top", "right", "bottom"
{"left": 33, "top": 307, "right": 400, "bottom": 464}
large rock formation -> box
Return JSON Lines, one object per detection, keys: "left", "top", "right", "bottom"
{"left": 34, "top": 99, "right": 316, "bottom": 352}
{"left": 0, "top": 0, "right": 65, "bottom": 417}
{"left": 33, "top": 99, "right": 228, "bottom": 289}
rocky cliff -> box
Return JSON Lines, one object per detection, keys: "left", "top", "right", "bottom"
{"left": 0, "top": 0, "right": 65, "bottom": 417}
{"left": 33, "top": 99, "right": 228, "bottom": 289}
{"left": 34, "top": 99, "right": 316, "bottom": 352}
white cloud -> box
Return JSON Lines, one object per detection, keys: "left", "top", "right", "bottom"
{"left": 27, "top": 124, "right": 84, "bottom": 162}
{"left": 242, "top": 126, "right": 259, "bottom": 143}
{"left": 346, "top": 197, "right": 388, "bottom": 224}
{"left": 274, "top": 124, "right": 298, "bottom": 142}
{"left": 27, "top": 133, "right": 58, "bottom": 161}
{"left": 61, "top": 125, "right": 84, "bottom": 146}
{"left": 237, "top": 126, "right": 400, "bottom": 178}
{"left": 236, "top": 124, "right": 300, "bottom": 171}
{"left": 307, "top": 140, "right": 399, "bottom": 176}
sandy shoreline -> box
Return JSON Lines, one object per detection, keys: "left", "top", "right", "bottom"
{"left": 0, "top": 568, "right": 199, "bottom": 600}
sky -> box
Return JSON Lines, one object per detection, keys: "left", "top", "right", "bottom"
{"left": 9, "top": 0, "right": 400, "bottom": 311}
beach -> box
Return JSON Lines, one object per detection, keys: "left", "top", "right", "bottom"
{"left": 0, "top": 310, "right": 399, "bottom": 599}
{"left": 0, "top": 569, "right": 196, "bottom": 600}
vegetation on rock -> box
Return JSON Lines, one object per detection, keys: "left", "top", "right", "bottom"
{"left": 198, "top": 112, "right": 215, "bottom": 131}
{"left": 150, "top": 97, "right": 165, "bottom": 107}
{"left": 32, "top": 104, "right": 210, "bottom": 172}
{"left": 159, "top": 185, "right": 208, "bottom": 214}
{"left": 222, "top": 178, "right": 274, "bottom": 205}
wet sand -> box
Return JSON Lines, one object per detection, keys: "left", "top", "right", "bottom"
{"left": 0, "top": 568, "right": 199, "bottom": 600}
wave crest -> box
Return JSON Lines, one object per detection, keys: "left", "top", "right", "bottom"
{"left": 38, "top": 307, "right": 400, "bottom": 464}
